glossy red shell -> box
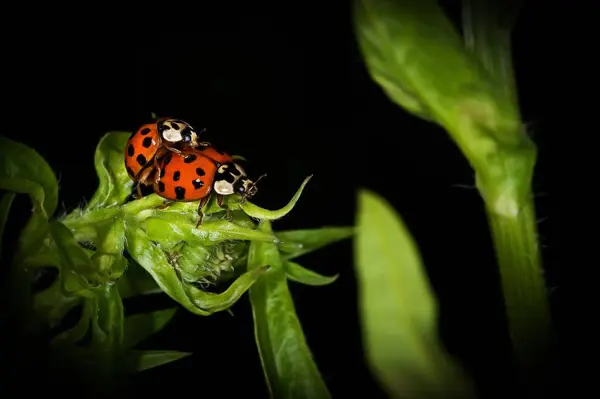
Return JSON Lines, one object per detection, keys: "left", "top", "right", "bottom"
{"left": 196, "top": 146, "right": 233, "bottom": 165}
{"left": 153, "top": 149, "right": 217, "bottom": 201}
{"left": 125, "top": 123, "right": 161, "bottom": 179}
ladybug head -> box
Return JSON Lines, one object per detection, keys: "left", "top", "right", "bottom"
{"left": 238, "top": 173, "right": 266, "bottom": 202}
{"left": 159, "top": 119, "right": 202, "bottom": 147}
{"left": 182, "top": 129, "right": 199, "bottom": 147}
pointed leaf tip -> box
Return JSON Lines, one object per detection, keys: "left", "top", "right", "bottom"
{"left": 239, "top": 175, "right": 312, "bottom": 220}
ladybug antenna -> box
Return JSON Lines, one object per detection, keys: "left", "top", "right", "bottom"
{"left": 254, "top": 173, "right": 267, "bottom": 184}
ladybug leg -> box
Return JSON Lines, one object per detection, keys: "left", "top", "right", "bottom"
{"left": 217, "top": 194, "right": 232, "bottom": 221}
{"left": 195, "top": 195, "right": 211, "bottom": 228}
{"left": 134, "top": 165, "right": 156, "bottom": 199}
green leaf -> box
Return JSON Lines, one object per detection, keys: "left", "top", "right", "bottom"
{"left": 145, "top": 217, "right": 280, "bottom": 246}
{"left": 0, "top": 136, "right": 59, "bottom": 217}
{"left": 126, "top": 350, "right": 192, "bottom": 372}
{"left": 49, "top": 220, "right": 102, "bottom": 289}
{"left": 355, "top": 189, "right": 473, "bottom": 398}
{"left": 90, "top": 283, "right": 125, "bottom": 371}
{"left": 91, "top": 218, "right": 127, "bottom": 283}
{"left": 354, "top": 0, "right": 534, "bottom": 213}
{"left": 239, "top": 175, "right": 312, "bottom": 220}
{"left": 284, "top": 261, "right": 338, "bottom": 287}
{"left": 276, "top": 227, "right": 355, "bottom": 260}
{"left": 124, "top": 308, "right": 177, "bottom": 349}
{"left": 51, "top": 298, "right": 93, "bottom": 347}
{"left": 0, "top": 192, "right": 16, "bottom": 261}
{"left": 125, "top": 226, "right": 268, "bottom": 316}
{"left": 117, "top": 261, "right": 163, "bottom": 299}
{"left": 248, "top": 220, "right": 330, "bottom": 399}
{"left": 85, "top": 132, "right": 134, "bottom": 211}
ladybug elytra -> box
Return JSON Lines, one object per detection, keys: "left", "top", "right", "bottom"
{"left": 153, "top": 147, "right": 265, "bottom": 227}
{"left": 125, "top": 118, "right": 209, "bottom": 198}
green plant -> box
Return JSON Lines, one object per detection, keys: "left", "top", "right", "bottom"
{"left": 353, "top": 0, "right": 552, "bottom": 397}
{"left": 0, "top": 131, "right": 352, "bottom": 397}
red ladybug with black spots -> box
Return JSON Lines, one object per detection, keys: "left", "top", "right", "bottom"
{"left": 153, "top": 147, "right": 265, "bottom": 227}
{"left": 124, "top": 118, "right": 210, "bottom": 198}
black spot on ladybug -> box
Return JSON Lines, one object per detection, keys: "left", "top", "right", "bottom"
{"left": 192, "top": 179, "right": 204, "bottom": 189}
{"left": 196, "top": 167, "right": 205, "bottom": 176}
{"left": 141, "top": 128, "right": 151, "bottom": 135}
{"left": 184, "top": 155, "right": 197, "bottom": 163}
{"left": 160, "top": 168, "right": 165, "bottom": 178}
{"left": 136, "top": 154, "right": 147, "bottom": 166}
{"left": 230, "top": 165, "right": 241, "bottom": 176}
{"left": 127, "top": 144, "right": 135, "bottom": 157}
{"left": 158, "top": 181, "right": 165, "bottom": 192}
{"left": 142, "top": 137, "right": 153, "bottom": 148}
{"left": 171, "top": 122, "right": 180, "bottom": 130}
{"left": 175, "top": 186, "right": 186, "bottom": 200}
{"left": 164, "top": 154, "right": 172, "bottom": 166}
{"left": 126, "top": 166, "right": 135, "bottom": 177}
{"left": 173, "top": 171, "right": 180, "bottom": 181}
{"left": 216, "top": 148, "right": 226, "bottom": 155}
{"left": 221, "top": 173, "right": 235, "bottom": 183}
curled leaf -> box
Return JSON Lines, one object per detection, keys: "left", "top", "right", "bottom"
{"left": 239, "top": 175, "right": 312, "bottom": 220}
{"left": 85, "top": 132, "right": 134, "bottom": 211}
{"left": 276, "top": 226, "right": 355, "bottom": 260}
{"left": 355, "top": 189, "right": 473, "bottom": 398}
{"left": 285, "top": 261, "right": 338, "bottom": 287}
{"left": 0, "top": 136, "right": 59, "bottom": 217}
{"left": 125, "top": 226, "right": 267, "bottom": 316}
{"left": 248, "top": 220, "right": 331, "bottom": 399}
{"left": 124, "top": 308, "right": 177, "bottom": 349}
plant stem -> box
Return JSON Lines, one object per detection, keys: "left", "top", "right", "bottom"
{"left": 486, "top": 198, "right": 551, "bottom": 389}
{"left": 463, "top": 0, "right": 553, "bottom": 391}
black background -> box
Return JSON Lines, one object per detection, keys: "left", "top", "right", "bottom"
{"left": 1, "top": 1, "right": 568, "bottom": 398}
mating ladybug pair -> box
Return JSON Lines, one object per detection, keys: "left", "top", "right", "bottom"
{"left": 125, "top": 117, "right": 265, "bottom": 226}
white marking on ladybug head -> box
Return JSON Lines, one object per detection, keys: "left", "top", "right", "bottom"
{"left": 214, "top": 180, "right": 234, "bottom": 195}
{"left": 162, "top": 125, "right": 183, "bottom": 142}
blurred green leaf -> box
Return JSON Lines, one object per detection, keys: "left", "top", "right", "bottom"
{"left": 248, "top": 220, "right": 330, "bottom": 399}
{"left": 354, "top": 0, "right": 532, "bottom": 211}
{"left": 0, "top": 136, "right": 59, "bottom": 217}
{"left": 463, "top": 0, "right": 523, "bottom": 106}
{"left": 126, "top": 350, "right": 192, "bottom": 372}
{"left": 85, "top": 132, "right": 134, "bottom": 211}
{"left": 124, "top": 308, "right": 177, "bottom": 349}
{"left": 284, "top": 261, "right": 338, "bottom": 287}
{"left": 276, "top": 226, "right": 354, "bottom": 260}
{"left": 239, "top": 175, "right": 312, "bottom": 220}
{"left": 355, "top": 189, "right": 473, "bottom": 398}
{"left": 0, "top": 192, "right": 15, "bottom": 261}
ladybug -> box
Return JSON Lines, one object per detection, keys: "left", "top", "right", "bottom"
{"left": 125, "top": 118, "right": 209, "bottom": 198}
{"left": 153, "top": 147, "right": 265, "bottom": 227}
